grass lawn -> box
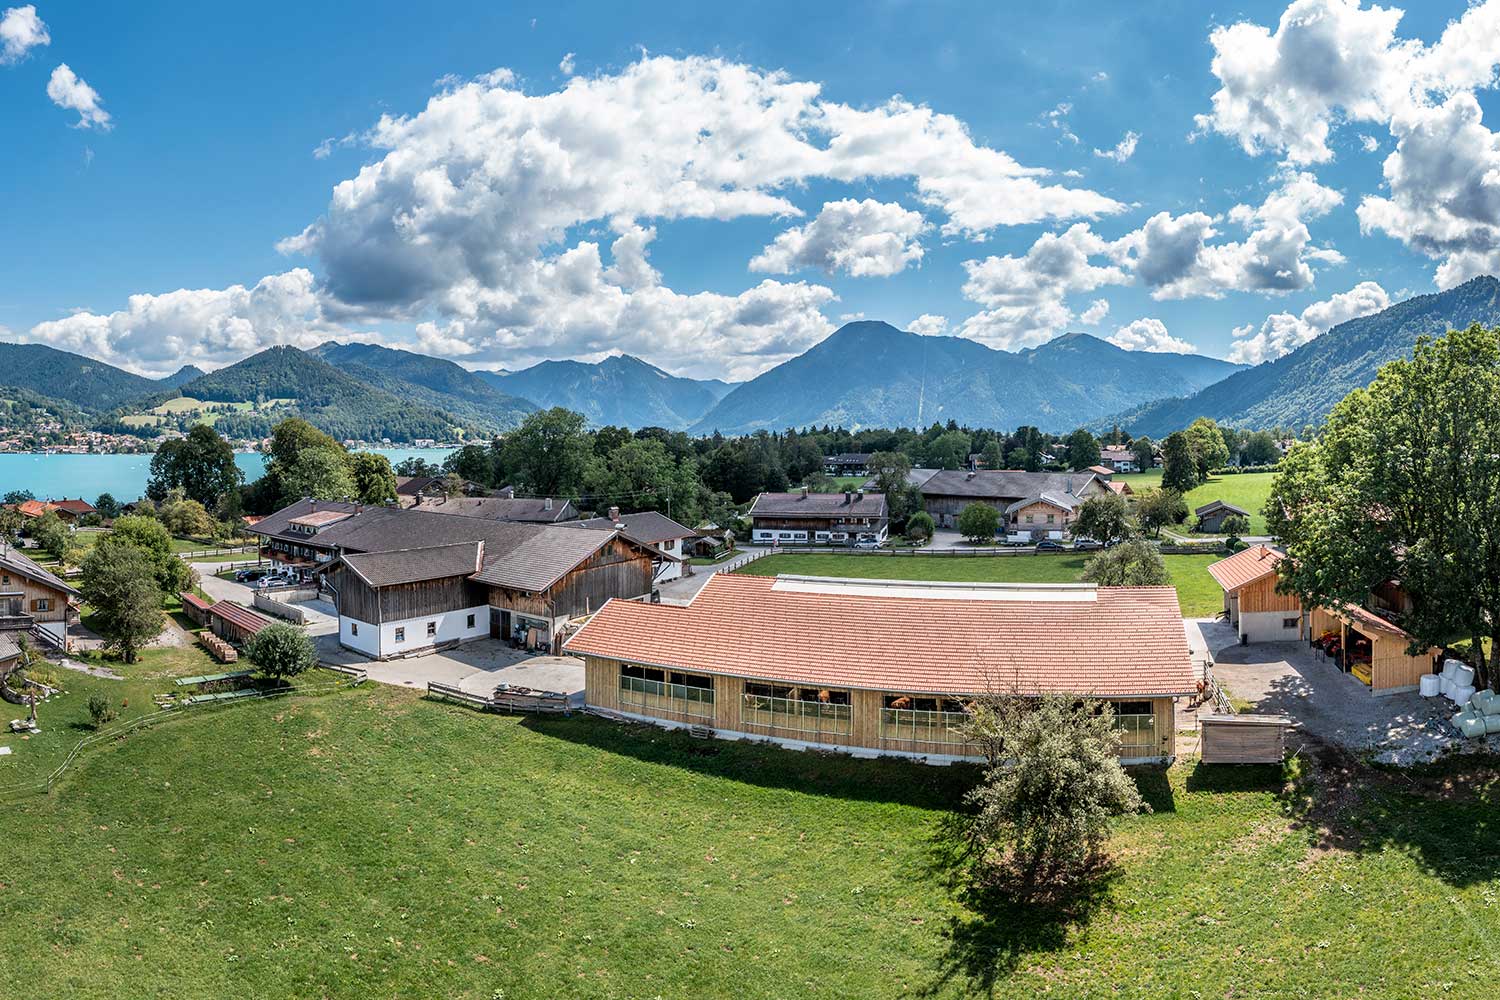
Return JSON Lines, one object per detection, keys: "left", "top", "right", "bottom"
{"left": 1116, "top": 469, "right": 1278, "bottom": 534}
{"left": 2, "top": 681, "right": 1499, "bottom": 998}
{"left": 738, "top": 551, "right": 1225, "bottom": 617}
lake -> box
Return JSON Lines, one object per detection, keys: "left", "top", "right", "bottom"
{"left": 0, "top": 448, "right": 456, "bottom": 502}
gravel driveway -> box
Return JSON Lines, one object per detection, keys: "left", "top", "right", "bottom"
{"left": 1210, "top": 639, "right": 1466, "bottom": 764}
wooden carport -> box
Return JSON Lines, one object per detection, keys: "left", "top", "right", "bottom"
{"left": 1309, "top": 603, "right": 1439, "bottom": 694}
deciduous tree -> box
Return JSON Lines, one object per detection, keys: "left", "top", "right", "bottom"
{"left": 503, "top": 408, "right": 595, "bottom": 497}
{"left": 1135, "top": 488, "right": 1187, "bottom": 538}
{"left": 959, "top": 694, "right": 1145, "bottom": 896}
{"left": 1065, "top": 428, "right": 1101, "bottom": 471}
{"left": 79, "top": 542, "right": 163, "bottom": 663}
{"left": 1081, "top": 540, "right": 1170, "bottom": 586}
{"left": 245, "top": 622, "right": 317, "bottom": 681}
{"left": 146, "top": 424, "right": 242, "bottom": 507}
{"left": 957, "top": 502, "right": 1001, "bottom": 543}
{"left": 1160, "top": 432, "right": 1199, "bottom": 493}
{"left": 1073, "top": 493, "right": 1129, "bottom": 544}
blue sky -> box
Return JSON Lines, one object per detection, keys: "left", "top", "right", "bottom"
{"left": 4, "top": 1, "right": 1499, "bottom": 379}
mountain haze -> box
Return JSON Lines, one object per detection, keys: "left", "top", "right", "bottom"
{"left": 1112, "top": 275, "right": 1500, "bottom": 435}
{"left": 690, "top": 322, "right": 1246, "bottom": 434}
{"left": 479, "top": 354, "right": 734, "bottom": 429}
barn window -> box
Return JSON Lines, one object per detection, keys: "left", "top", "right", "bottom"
{"left": 31, "top": 598, "right": 50, "bottom": 612}
{"left": 1283, "top": 617, "right": 1298, "bottom": 629}
{"left": 880, "top": 694, "right": 969, "bottom": 746}
{"left": 395, "top": 627, "right": 406, "bottom": 643}
{"left": 1111, "top": 701, "right": 1156, "bottom": 752}
{"left": 466, "top": 613, "right": 476, "bottom": 629}
{"left": 619, "top": 663, "right": 713, "bottom": 719}
{"left": 741, "top": 682, "right": 852, "bottom": 736}
{"left": 427, "top": 621, "right": 437, "bottom": 637}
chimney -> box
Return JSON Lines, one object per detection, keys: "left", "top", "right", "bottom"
{"left": 844, "top": 489, "right": 853, "bottom": 505}
{"left": 965, "top": 471, "right": 975, "bottom": 481}
{"left": 544, "top": 497, "right": 553, "bottom": 511}
{"left": 856, "top": 488, "right": 865, "bottom": 501}
{"left": 799, "top": 486, "right": 808, "bottom": 500}
{"left": 309, "top": 497, "right": 317, "bottom": 511}
{"left": 608, "top": 505, "right": 621, "bottom": 524}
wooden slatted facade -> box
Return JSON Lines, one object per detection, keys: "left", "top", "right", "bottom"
{"left": 582, "top": 655, "right": 1177, "bottom": 763}
{"left": 1308, "top": 605, "right": 1439, "bottom": 693}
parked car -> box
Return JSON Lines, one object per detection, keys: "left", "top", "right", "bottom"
{"left": 1035, "top": 539, "right": 1066, "bottom": 552}
{"left": 852, "top": 538, "right": 881, "bottom": 550}
{"left": 235, "top": 568, "right": 267, "bottom": 582}
{"left": 1073, "top": 538, "right": 1103, "bottom": 551}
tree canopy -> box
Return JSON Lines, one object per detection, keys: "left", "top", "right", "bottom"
{"left": 1081, "top": 540, "right": 1171, "bottom": 586}
{"left": 1073, "top": 493, "right": 1129, "bottom": 544}
{"left": 79, "top": 542, "right": 163, "bottom": 663}
{"left": 146, "top": 424, "right": 242, "bottom": 507}
{"left": 1268, "top": 322, "right": 1500, "bottom": 687}
{"left": 958, "top": 502, "right": 1001, "bottom": 543}
{"left": 1065, "top": 428, "right": 1101, "bottom": 471}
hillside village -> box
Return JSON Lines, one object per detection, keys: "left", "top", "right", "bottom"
{"left": 12, "top": 1, "right": 1500, "bottom": 993}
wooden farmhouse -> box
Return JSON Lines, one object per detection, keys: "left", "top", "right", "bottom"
{"left": 566, "top": 573, "right": 1196, "bottom": 765}
{"left": 0, "top": 540, "right": 80, "bottom": 650}
{"left": 261, "top": 501, "right": 667, "bottom": 659}
{"left": 916, "top": 470, "right": 1110, "bottom": 531}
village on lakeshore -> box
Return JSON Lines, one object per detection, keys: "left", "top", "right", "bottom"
{"left": 14, "top": 1, "right": 1500, "bottom": 995}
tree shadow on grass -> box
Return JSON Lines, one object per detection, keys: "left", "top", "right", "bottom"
{"left": 1127, "top": 764, "right": 1177, "bottom": 812}
{"left": 918, "top": 812, "right": 1119, "bottom": 998}
{"left": 1281, "top": 737, "right": 1500, "bottom": 887}
{"left": 522, "top": 713, "right": 980, "bottom": 810}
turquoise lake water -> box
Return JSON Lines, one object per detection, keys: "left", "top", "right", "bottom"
{"left": 0, "top": 448, "right": 455, "bottom": 501}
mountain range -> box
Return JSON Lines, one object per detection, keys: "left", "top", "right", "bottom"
{"left": 5, "top": 277, "right": 1500, "bottom": 442}
{"left": 688, "top": 323, "right": 1246, "bottom": 434}
{"left": 478, "top": 355, "right": 735, "bottom": 430}
{"left": 1110, "top": 275, "right": 1500, "bottom": 436}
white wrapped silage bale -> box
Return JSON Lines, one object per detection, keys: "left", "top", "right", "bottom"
{"left": 1452, "top": 683, "right": 1477, "bottom": 706}
{"left": 1443, "top": 659, "right": 1464, "bottom": 681}
{"left": 1462, "top": 715, "right": 1489, "bottom": 739}
{"left": 1486, "top": 714, "right": 1500, "bottom": 735}
{"left": 1420, "top": 673, "right": 1442, "bottom": 697}
{"left": 1472, "top": 689, "right": 1495, "bottom": 714}
{"left": 1441, "top": 676, "right": 1456, "bottom": 698}
{"left": 1454, "top": 664, "right": 1477, "bottom": 688}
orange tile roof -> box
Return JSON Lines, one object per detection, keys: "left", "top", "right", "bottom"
{"left": 15, "top": 499, "right": 53, "bottom": 518}
{"left": 565, "top": 573, "right": 1195, "bottom": 697}
{"left": 1206, "top": 544, "right": 1283, "bottom": 593}
{"left": 1105, "top": 481, "right": 1132, "bottom": 496}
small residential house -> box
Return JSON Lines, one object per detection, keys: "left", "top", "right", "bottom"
{"left": 747, "top": 489, "right": 888, "bottom": 545}
{"left": 566, "top": 573, "right": 1194, "bottom": 765}
{"left": 1099, "top": 446, "right": 1141, "bottom": 473}
{"left": 569, "top": 508, "right": 695, "bottom": 583}
{"left": 823, "top": 453, "right": 873, "bottom": 476}
{"left": 0, "top": 540, "right": 80, "bottom": 649}
{"left": 918, "top": 470, "right": 1109, "bottom": 530}
{"left": 1195, "top": 500, "right": 1251, "bottom": 534}
{"left": 48, "top": 498, "right": 97, "bottom": 522}
{"left": 1005, "top": 492, "right": 1082, "bottom": 539}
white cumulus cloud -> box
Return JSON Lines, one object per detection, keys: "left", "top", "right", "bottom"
{"left": 1107, "top": 318, "right": 1196, "bottom": 354}
{"left": 1194, "top": 0, "right": 1500, "bottom": 286}
{"left": 908, "top": 313, "right": 948, "bottom": 336}
{"left": 1093, "top": 130, "right": 1140, "bottom": 163}
{"left": 1079, "top": 299, "right": 1110, "bottom": 324}
{"left": 750, "top": 199, "right": 928, "bottom": 277}
{"left": 1227, "top": 280, "right": 1390, "bottom": 364}
{"left": 559, "top": 52, "right": 575, "bottom": 74}
{"left": 47, "top": 63, "right": 110, "bottom": 129}
{"left": 0, "top": 4, "right": 47, "bottom": 64}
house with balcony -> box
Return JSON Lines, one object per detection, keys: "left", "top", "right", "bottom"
{"left": 0, "top": 540, "right": 80, "bottom": 650}
{"left": 747, "top": 489, "right": 888, "bottom": 545}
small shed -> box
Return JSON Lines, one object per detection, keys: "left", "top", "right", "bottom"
{"left": 1200, "top": 713, "right": 1293, "bottom": 764}
{"left": 1195, "top": 500, "right": 1250, "bottom": 533}
{"left": 206, "top": 601, "right": 275, "bottom": 645}
{"left": 1309, "top": 603, "right": 1440, "bottom": 694}
{"left": 180, "top": 591, "right": 213, "bottom": 627}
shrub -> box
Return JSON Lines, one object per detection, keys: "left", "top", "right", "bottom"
{"left": 957, "top": 502, "right": 1001, "bottom": 544}
{"left": 86, "top": 693, "right": 117, "bottom": 729}
{"left": 905, "top": 511, "right": 935, "bottom": 542}
{"left": 244, "top": 623, "right": 317, "bottom": 681}
{"left": 1220, "top": 514, "right": 1251, "bottom": 537}
{"left": 959, "top": 694, "right": 1146, "bottom": 897}
{"left": 1081, "top": 540, "right": 1171, "bottom": 586}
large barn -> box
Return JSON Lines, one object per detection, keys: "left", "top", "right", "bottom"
{"left": 565, "top": 573, "right": 1195, "bottom": 765}
{"left": 263, "top": 502, "right": 668, "bottom": 659}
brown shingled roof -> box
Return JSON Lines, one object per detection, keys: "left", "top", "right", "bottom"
{"left": 566, "top": 573, "right": 1195, "bottom": 697}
